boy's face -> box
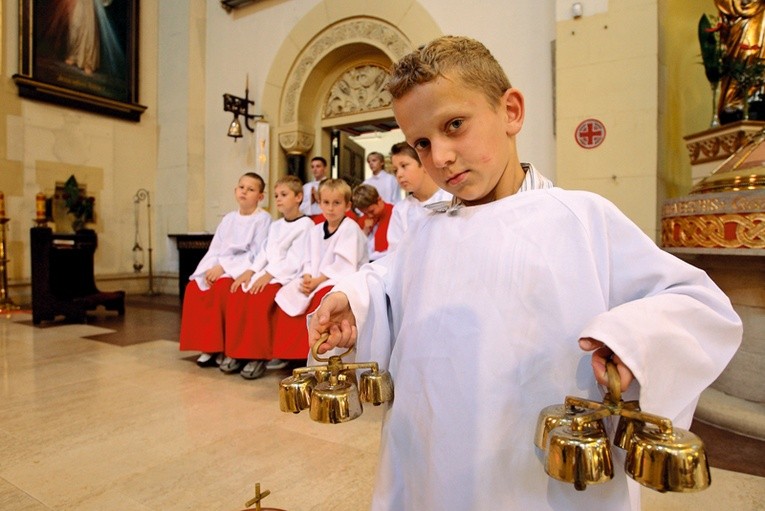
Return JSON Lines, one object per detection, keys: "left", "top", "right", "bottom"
{"left": 319, "top": 188, "right": 350, "bottom": 223}
{"left": 367, "top": 155, "right": 384, "bottom": 173}
{"left": 311, "top": 160, "right": 327, "bottom": 180}
{"left": 392, "top": 73, "right": 524, "bottom": 206}
{"left": 360, "top": 197, "right": 386, "bottom": 220}
{"left": 392, "top": 153, "right": 426, "bottom": 193}
{"left": 235, "top": 176, "right": 264, "bottom": 211}
{"left": 274, "top": 184, "right": 302, "bottom": 216}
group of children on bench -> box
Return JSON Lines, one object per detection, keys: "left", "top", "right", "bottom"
{"left": 179, "top": 142, "right": 448, "bottom": 379}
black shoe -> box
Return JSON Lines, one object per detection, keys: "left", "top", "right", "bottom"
{"left": 240, "top": 360, "right": 267, "bottom": 380}
{"left": 196, "top": 352, "right": 221, "bottom": 367}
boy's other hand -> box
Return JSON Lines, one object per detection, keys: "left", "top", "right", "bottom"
{"left": 249, "top": 273, "right": 272, "bottom": 294}
{"left": 205, "top": 265, "right": 224, "bottom": 285}
{"left": 579, "top": 337, "right": 634, "bottom": 392}
{"left": 309, "top": 292, "right": 357, "bottom": 354}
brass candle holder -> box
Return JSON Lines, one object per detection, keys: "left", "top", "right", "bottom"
{"left": 535, "top": 362, "right": 711, "bottom": 493}
{"left": 279, "top": 337, "right": 394, "bottom": 424}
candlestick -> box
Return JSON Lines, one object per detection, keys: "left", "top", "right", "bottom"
{"left": 35, "top": 193, "right": 46, "bottom": 221}
{"left": 0, "top": 192, "right": 5, "bottom": 218}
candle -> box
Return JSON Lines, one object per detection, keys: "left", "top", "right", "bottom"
{"left": 0, "top": 192, "right": 5, "bottom": 218}
{"left": 36, "top": 193, "right": 46, "bottom": 221}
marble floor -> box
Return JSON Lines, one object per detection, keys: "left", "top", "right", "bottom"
{"left": 0, "top": 298, "right": 763, "bottom": 511}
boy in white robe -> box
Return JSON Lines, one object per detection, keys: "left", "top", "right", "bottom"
{"left": 363, "top": 151, "right": 402, "bottom": 205}
{"left": 387, "top": 141, "right": 452, "bottom": 251}
{"left": 224, "top": 175, "right": 314, "bottom": 379}
{"left": 308, "top": 36, "right": 743, "bottom": 511}
{"left": 274, "top": 178, "right": 368, "bottom": 357}
{"left": 179, "top": 172, "right": 271, "bottom": 368}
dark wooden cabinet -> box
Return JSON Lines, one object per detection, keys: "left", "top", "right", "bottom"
{"left": 168, "top": 233, "right": 213, "bottom": 302}
{"left": 30, "top": 227, "right": 125, "bottom": 324}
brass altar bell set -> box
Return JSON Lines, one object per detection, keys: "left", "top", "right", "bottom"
{"left": 279, "top": 338, "right": 394, "bottom": 423}
{"left": 535, "top": 361, "right": 711, "bottom": 493}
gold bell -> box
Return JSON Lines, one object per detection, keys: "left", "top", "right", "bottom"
{"left": 625, "top": 424, "right": 711, "bottom": 492}
{"left": 612, "top": 401, "right": 642, "bottom": 450}
{"left": 309, "top": 377, "right": 363, "bottom": 424}
{"left": 534, "top": 404, "right": 603, "bottom": 450}
{"left": 544, "top": 419, "right": 614, "bottom": 491}
{"left": 359, "top": 369, "right": 394, "bottom": 405}
{"left": 279, "top": 373, "right": 317, "bottom": 413}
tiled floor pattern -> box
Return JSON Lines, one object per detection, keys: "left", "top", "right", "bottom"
{"left": 0, "top": 298, "right": 762, "bottom": 510}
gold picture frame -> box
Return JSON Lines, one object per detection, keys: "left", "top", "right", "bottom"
{"left": 12, "top": 0, "right": 146, "bottom": 121}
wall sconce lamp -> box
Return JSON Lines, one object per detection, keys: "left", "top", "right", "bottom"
{"left": 223, "top": 76, "right": 263, "bottom": 141}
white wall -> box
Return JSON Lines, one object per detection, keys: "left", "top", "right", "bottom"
{"left": 202, "top": 0, "right": 557, "bottom": 230}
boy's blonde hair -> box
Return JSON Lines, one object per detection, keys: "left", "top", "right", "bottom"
{"left": 318, "top": 178, "right": 352, "bottom": 203}
{"left": 352, "top": 184, "right": 381, "bottom": 211}
{"left": 274, "top": 174, "right": 303, "bottom": 196}
{"left": 391, "top": 141, "right": 421, "bottom": 164}
{"left": 387, "top": 36, "right": 511, "bottom": 108}
{"left": 242, "top": 172, "right": 266, "bottom": 193}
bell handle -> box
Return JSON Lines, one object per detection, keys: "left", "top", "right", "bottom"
{"left": 311, "top": 333, "right": 354, "bottom": 362}
{"left": 571, "top": 406, "right": 613, "bottom": 431}
{"left": 605, "top": 360, "right": 621, "bottom": 404}
{"left": 620, "top": 407, "right": 674, "bottom": 435}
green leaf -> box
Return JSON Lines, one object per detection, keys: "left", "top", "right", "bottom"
{"left": 699, "top": 14, "right": 722, "bottom": 84}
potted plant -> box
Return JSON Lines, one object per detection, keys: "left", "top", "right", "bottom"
{"left": 62, "top": 175, "right": 95, "bottom": 232}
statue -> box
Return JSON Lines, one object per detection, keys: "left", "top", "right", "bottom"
{"left": 715, "top": 0, "right": 765, "bottom": 117}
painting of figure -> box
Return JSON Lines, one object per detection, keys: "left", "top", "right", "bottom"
{"left": 31, "top": 0, "right": 134, "bottom": 103}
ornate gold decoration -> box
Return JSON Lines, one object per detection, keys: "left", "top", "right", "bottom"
{"left": 323, "top": 64, "right": 392, "bottom": 119}
{"left": 684, "top": 121, "right": 765, "bottom": 165}
{"left": 661, "top": 212, "right": 765, "bottom": 249}
{"left": 661, "top": 190, "right": 765, "bottom": 250}
{"left": 281, "top": 19, "right": 409, "bottom": 125}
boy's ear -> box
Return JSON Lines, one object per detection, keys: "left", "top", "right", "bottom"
{"left": 502, "top": 88, "right": 525, "bottom": 136}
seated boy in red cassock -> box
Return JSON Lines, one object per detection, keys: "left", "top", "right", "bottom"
{"left": 179, "top": 172, "right": 271, "bottom": 368}
{"left": 272, "top": 178, "right": 367, "bottom": 361}
{"left": 352, "top": 183, "right": 393, "bottom": 262}
{"left": 222, "top": 175, "right": 314, "bottom": 379}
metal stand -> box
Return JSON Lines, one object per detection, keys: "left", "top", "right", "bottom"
{"left": 0, "top": 218, "right": 20, "bottom": 315}
{"left": 133, "top": 189, "right": 158, "bottom": 296}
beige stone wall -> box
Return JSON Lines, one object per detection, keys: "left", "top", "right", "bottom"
{"left": 556, "top": 0, "right": 660, "bottom": 239}
{"left": 0, "top": 0, "right": 161, "bottom": 299}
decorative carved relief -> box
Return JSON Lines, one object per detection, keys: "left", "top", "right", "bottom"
{"left": 282, "top": 19, "right": 410, "bottom": 124}
{"left": 323, "top": 65, "right": 392, "bottom": 119}
{"left": 278, "top": 130, "right": 315, "bottom": 154}
{"left": 684, "top": 121, "right": 765, "bottom": 165}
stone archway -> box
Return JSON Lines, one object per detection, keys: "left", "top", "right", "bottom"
{"left": 261, "top": 2, "right": 442, "bottom": 187}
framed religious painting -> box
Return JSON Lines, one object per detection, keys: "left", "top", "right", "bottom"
{"left": 12, "top": 0, "right": 147, "bottom": 121}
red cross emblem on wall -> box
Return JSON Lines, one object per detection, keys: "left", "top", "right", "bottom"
{"left": 575, "top": 119, "right": 606, "bottom": 149}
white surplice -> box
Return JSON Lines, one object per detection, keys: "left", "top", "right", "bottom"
{"left": 332, "top": 182, "right": 742, "bottom": 510}
{"left": 275, "top": 218, "right": 368, "bottom": 316}
{"left": 364, "top": 171, "right": 403, "bottom": 204}
{"left": 241, "top": 216, "right": 314, "bottom": 291}
{"left": 300, "top": 180, "right": 322, "bottom": 216}
{"left": 387, "top": 188, "right": 453, "bottom": 251}
{"left": 189, "top": 209, "right": 271, "bottom": 291}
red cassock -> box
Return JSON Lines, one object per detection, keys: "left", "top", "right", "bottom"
{"left": 178, "top": 278, "right": 233, "bottom": 353}
{"left": 271, "top": 286, "right": 332, "bottom": 359}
